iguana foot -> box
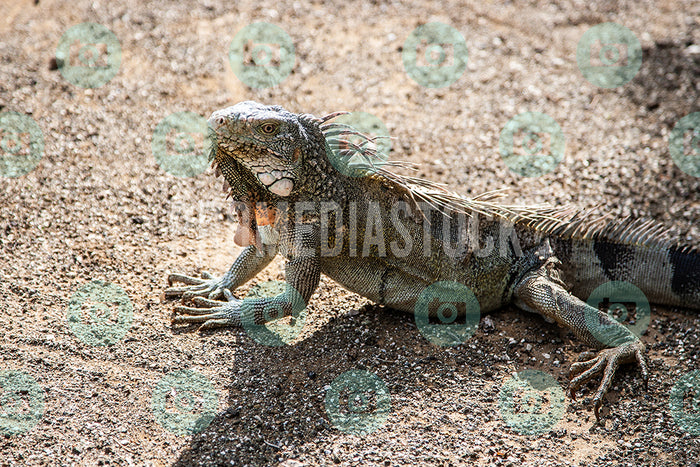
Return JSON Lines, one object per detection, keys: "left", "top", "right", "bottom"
{"left": 165, "top": 271, "right": 232, "bottom": 300}
{"left": 171, "top": 289, "right": 242, "bottom": 329}
{"left": 568, "top": 340, "right": 648, "bottom": 420}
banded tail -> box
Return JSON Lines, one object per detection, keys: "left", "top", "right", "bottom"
{"left": 549, "top": 220, "right": 700, "bottom": 310}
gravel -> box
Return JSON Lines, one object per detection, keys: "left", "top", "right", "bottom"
{"left": 1, "top": 0, "right": 698, "bottom": 465}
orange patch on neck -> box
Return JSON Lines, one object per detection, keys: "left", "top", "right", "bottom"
{"left": 255, "top": 205, "right": 276, "bottom": 226}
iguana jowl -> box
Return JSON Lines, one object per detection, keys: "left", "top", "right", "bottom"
{"left": 166, "top": 101, "right": 700, "bottom": 419}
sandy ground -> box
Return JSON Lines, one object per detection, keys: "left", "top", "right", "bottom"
{"left": 1, "top": 0, "right": 699, "bottom": 465}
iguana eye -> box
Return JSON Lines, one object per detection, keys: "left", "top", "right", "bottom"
{"left": 259, "top": 121, "right": 279, "bottom": 135}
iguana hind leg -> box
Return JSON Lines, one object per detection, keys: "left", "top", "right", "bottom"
{"left": 512, "top": 244, "right": 648, "bottom": 420}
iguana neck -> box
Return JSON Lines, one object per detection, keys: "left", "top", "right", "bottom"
{"left": 290, "top": 117, "right": 354, "bottom": 204}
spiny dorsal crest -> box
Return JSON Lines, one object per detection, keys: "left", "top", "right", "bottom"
{"left": 318, "top": 112, "right": 696, "bottom": 253}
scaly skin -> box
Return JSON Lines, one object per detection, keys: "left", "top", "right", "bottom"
{"left": 166, "top": 101, "right": 700, "bottom": 420}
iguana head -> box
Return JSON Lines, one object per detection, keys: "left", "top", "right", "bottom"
{"left": 208, "top": 101, "right": 325, "bottom": 198}
{"left": 207, "top": 101, "right": 337, "bottom": 247}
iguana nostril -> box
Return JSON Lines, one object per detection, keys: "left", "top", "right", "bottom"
{"left": 208, "top": 114, "right": 228, "bottom": 128}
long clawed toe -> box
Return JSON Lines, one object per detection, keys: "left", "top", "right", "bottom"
{"left": 167, "top": 273, "right": 209, "bottom": 286}
{"left": 569, "top": 356, "right": 607, "bottom": 399}
{"left": 183, "top": 288, "right": 224, "bottom": 301}
{"left": 191, "top": 296, "right": 224, "bottom": 307}
{"left": 172, "top": 308, "right": 227, "bottom": 324}
{"left": 164, "top": 286, "right": 201, "bottom": 299}
{"left": 171, "top": 311, "right": 240, "bottom": 330}
{"left": 173, "top": 304, "right": 219, "bottom": 316}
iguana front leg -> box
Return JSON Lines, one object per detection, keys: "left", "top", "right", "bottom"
{"left": 170, "top": 223, "right": 321, "bottom": 330}
{"left": 513, "top": 245, "right": 648, "bottom": 420}
{"left": 166, "top": 245, "right": 277, "bottom": 300}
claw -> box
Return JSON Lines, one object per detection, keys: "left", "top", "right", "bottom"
{"left": 635, "top": 347, "right": 649, "bottom": 388}
{"left": 171, "top": 283, "right": 242, "bottom": 329}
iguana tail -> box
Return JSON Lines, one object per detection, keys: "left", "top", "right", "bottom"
{"left": 550, "top": 229, "right": 700, "bottom": 311}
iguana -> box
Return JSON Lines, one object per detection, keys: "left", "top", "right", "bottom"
{"left": 165, "top": 101, "right": 700, "bottom": 420}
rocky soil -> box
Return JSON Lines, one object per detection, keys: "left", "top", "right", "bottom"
{"left": 1, "top": 0, "right": 699, "bottom": 465}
